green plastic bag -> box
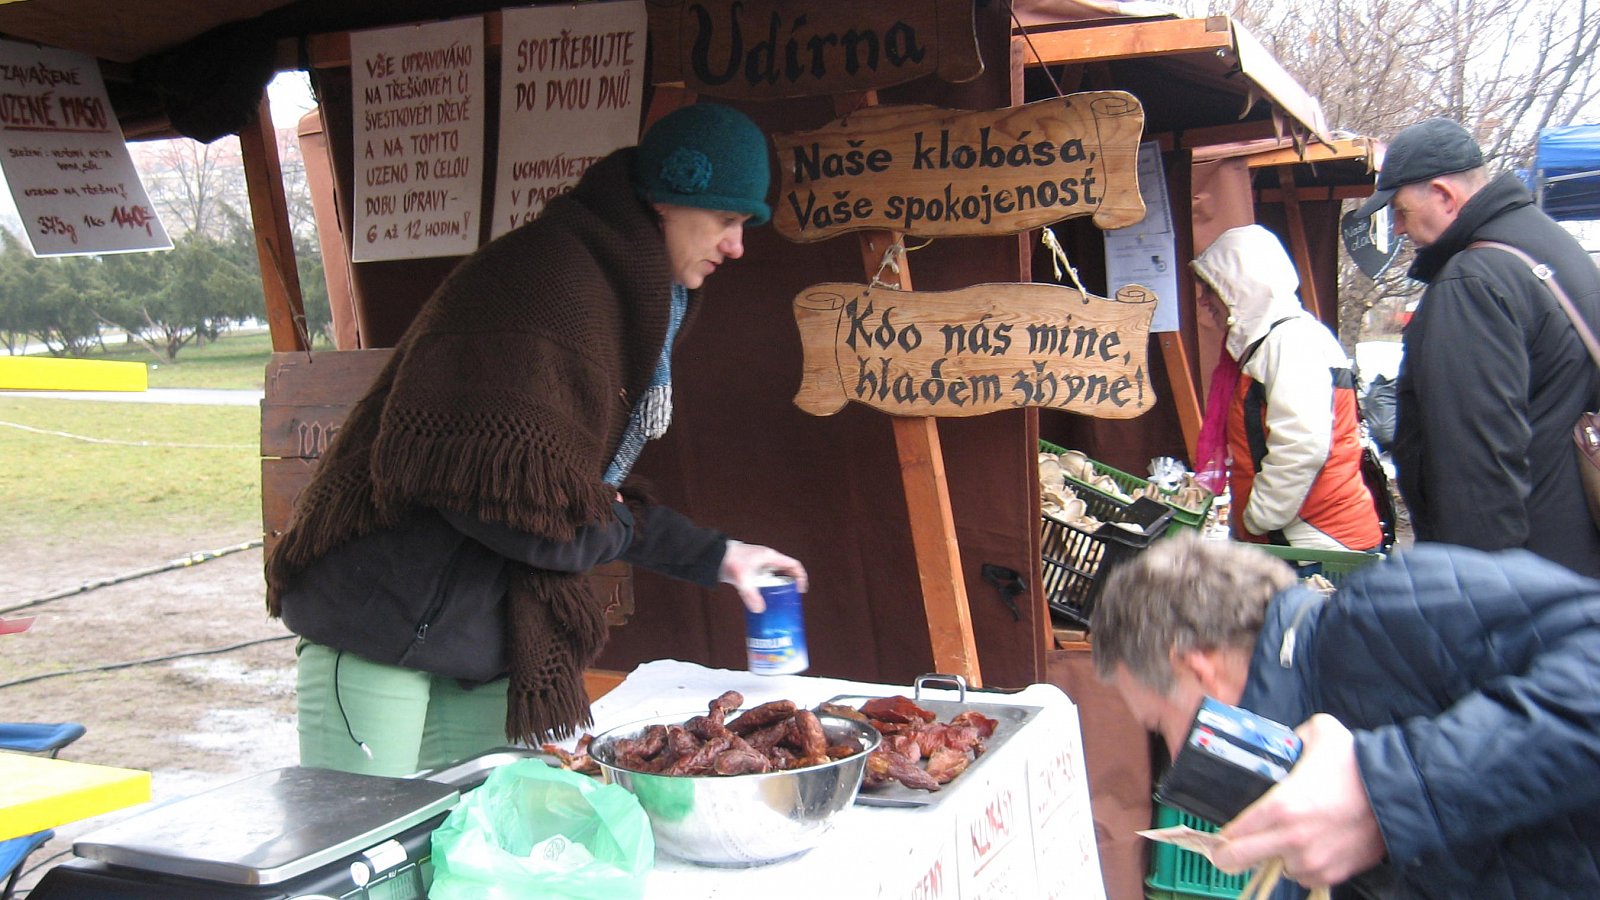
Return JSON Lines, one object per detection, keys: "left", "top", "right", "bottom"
{"left": 429, "top": 758, "right": 653, "bottom": 899}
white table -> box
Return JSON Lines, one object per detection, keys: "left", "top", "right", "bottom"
{"left": 582, "top": 660, "right": 1106, "bottom": 899}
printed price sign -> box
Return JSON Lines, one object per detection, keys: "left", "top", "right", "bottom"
{"left": 0, "top": 40, "right": 170, "bottom": 256}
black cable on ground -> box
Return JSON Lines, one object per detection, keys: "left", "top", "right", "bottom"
{"left": 0, "top": 634, "right": 294, "bottom": 690}
{"left": 0, "top": 538, "right": 265, "bottom": 616}
{"left": 17, "top": 846, "right": 73, "bottom": 895}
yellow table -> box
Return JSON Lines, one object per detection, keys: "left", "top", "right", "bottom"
{"left": 0, "top": 754, "right": 151, "bottom": 841}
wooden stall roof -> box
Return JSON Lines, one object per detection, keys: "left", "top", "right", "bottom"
{"left": 1196, "top": 135, "right": 1382, "bottom": 201}
{"left": 1013, "top": 12, "right": 1331, "bottom": 151}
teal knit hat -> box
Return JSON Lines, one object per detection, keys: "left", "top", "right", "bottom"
{"left": 633, "top": 103, "right": 771, "bottom": 226}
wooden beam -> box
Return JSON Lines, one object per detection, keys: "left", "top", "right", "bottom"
{"left": 1167, "top": 118, "right": 1300, "bottom": 150}
{"left": 1159, "top": 334, "right": 1202, "bottom": 463}
{"left": 891, "top": 414, "right": 983, "bottom": 683}
{"left": 836, "top": 91, "right": 982, "bottom": 687}
{"left": 1242, "top": 139, "right": 1375, "bottom": 169}
{"left": 1277, "top": 165, "right": 1324, "bottom": 321}
{"left": 1012, "top": 17, "right": 1232, "bottom": 67}
{"left": 239, "top": 94, "right": 307, "bottom": 353}
{"left": 298, "top": 12, "right": 507, "bottom": 68}
{"left": 1256, "top": 185, "right": 1373, "bottom": 203}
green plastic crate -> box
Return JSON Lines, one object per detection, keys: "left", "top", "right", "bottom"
{"left": 1039, "top": 439, "right": 1214, "bottom": 536}
{"left": 1250, "top": 544, "right": 1381, "bottom": 586}
{"left": 1146, "top": 803, "right": 1246, "bottom": 899}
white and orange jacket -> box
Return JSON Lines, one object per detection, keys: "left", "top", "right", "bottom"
{"left": 1193, "top": 225, "right": 1381, "bottom": 551}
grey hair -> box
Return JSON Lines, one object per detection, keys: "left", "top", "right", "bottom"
{"left": 1089, "top": 532, "right": 1295, "bottom": 693}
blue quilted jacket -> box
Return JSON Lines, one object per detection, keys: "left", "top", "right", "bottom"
{"left": 1240, "top": 543, "right": 1600, "bottom": 898}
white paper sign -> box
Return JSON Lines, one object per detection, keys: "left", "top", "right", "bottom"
{"left": 491, "top": 1, "right": 646, "bottom": 239}
{"left": 351, "top": 18, "right": 485, "bottom": 262}
{"left": 1104, "top": 141, "right": 1179, "bottom": 332}
{"left": 0, "top": 40, "right": 170, "bottom": 257}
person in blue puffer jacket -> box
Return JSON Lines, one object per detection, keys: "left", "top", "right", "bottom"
{"left": 1090, "top": 532, "right": 1600, "bottom": 898}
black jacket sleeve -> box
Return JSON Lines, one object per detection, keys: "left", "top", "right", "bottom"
{"left": 620, "top": 503, "right": 727, "bottom": 587}
{"left": 438, "top": 502, "right": 633, "bottom": 572}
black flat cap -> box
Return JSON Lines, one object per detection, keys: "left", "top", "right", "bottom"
{"left": 1356, "top": 118, "right": 1484, "bottom": 218}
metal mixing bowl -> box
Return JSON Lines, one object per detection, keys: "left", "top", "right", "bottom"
{"left": 588, "top": 709, "right": 880, "bottom": 866}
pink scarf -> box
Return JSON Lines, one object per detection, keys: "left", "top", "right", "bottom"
{"left": 1193, "top": 341, "right": 1240, "bottom": 494}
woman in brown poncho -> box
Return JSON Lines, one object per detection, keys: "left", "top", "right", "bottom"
{"left": 266, "top": 103, "right": 807, "bottom": 777}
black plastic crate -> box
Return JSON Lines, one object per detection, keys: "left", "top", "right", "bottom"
{"left": 1042, "top": 496, "right": 1173, "bottom": 628}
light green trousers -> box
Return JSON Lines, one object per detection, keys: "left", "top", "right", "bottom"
{"left": 295, "top": 640, "right": 510, "bottom": 777}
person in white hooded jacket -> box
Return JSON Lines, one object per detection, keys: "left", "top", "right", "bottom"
{"left": 1191, "top": 225, "right": 1382, "bottom": 552}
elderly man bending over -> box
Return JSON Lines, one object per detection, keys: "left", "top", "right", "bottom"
{"left": 1090, "top": 533, "right": 1600, "bottom": 898}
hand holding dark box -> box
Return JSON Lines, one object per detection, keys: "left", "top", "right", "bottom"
{"left": 1155, "top": 697, "right": 1303, "bottom": 826}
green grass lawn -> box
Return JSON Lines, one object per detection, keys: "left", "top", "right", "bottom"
{"left": 4, "top": 330, "right": 271, "bottom": 540}
{"left": 0, "top": 395, "right": 262, "bottom": 543}
{"left": 39, "top": 328, "right": 278, "bottom": 390}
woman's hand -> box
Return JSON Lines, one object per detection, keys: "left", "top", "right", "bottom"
{"left": 718, "top": 540, "right": 809, "bottom": 613}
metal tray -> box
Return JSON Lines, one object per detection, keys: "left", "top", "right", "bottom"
{"left": 420, "top": 746, "right": 565, "bottom": 792}
{"left": 824, "top": 674, "right": 1042, "bottom": 809}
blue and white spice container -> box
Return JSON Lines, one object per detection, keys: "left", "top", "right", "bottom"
{"left": 745, "top": 573, "right": 809, "bottom": 675}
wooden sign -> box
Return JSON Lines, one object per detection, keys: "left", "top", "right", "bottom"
{"left": 793, "top": 282, "right": 1157, "bottom": 419}
{"left": 646, "top": 0, "right": 981, "bottom": 100}
{"left": 772, "top": 94, "right": 1146, "bottom": 243}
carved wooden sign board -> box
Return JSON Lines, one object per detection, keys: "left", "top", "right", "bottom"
{"left": 646, "top": 0, "right": 982, "bottom": 99}
{"left": 772, "top": 93, "right": 1146, "bottom": 242}
{"left": 794, "top": 282, "right": 1158, "bottom": 419}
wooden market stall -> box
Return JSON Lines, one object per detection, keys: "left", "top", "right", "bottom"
{"left": 0, "top": 3, "right": 1376, "bottom": 898}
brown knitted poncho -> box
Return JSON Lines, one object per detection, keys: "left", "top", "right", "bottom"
{"left": 266, "top": 149, "right": 691, "bottom": 743}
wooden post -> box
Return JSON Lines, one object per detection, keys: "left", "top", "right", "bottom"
{"left": 1159, "top": 333, "right": 1203, "bottom": 464}
{"left": 1276, "top": 164, "right": 1324, "bottom": 321}
{"left": 835, "top": 94, "right": 983, "bottom": 686}
{"left": 239, "top": 94, "right": 307, "bottom": 353}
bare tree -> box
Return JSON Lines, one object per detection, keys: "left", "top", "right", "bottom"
{"left": 1186, "top": 0, "right": 1600, "bottom": 347}
{"left": 134, "top": 137, "right": 250, "bottom": 239}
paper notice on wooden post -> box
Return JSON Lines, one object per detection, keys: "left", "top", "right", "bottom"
{"left": 793, "top": 281, "right": 1157, "bottom": 419}
{"left": 773, "top": 94, "right": 1146, "bottom": 242}
{"left": 1105, "top": 141, "right": 1179, "bottom": 332}
{"left": 351, "top": 17, "right": 485, "bottom": 262}
{"left": 491, "top": 1, "right": 646, "bottom": 239}
{"left": 0, "top": 40, "right": 170, "bottom": 257}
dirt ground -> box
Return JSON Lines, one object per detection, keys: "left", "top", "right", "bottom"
{"left": 1, "top": 528, "right": 299, "bottom": 894}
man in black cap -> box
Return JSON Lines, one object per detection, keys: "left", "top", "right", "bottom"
{"left": 1358, "top": 117, "right": 1600, "bottom": 576}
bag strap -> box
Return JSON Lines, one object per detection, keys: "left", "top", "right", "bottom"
{"left": 1468, "top": 240, "right": 1600, "bottom": 369}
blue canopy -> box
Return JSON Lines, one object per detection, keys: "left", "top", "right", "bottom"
{"left": 1531, "top": 124, "right": 1600, "bottom": 221}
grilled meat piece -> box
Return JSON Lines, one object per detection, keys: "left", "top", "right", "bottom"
{"left": 713, "top": 745, "right": 774, "bottom": 775}
{"left": 816, "top": 702, "right": 868, "bottom": 723}
{"left": 789, "top": 709, "right": 829, "bottom": 759}
{"left": 859, "top": 695, "right": 936, "bottom": 725}
{"left": 864, "top": 747, "right": 941, "bottom": 791}
{"left": 727, "top": 700, "right": 798, "bottom": 735}
{"left": 949, "top": 710, "right": 999, "bottom": 739}
{"left": 666, "top": 734, "right": 733, "bottom": 775}
{"left": 541, "top": 735, "right": 603, "bottom": 776}
{"left": 924, "top": 745, "right": 970, "bottom": 784}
